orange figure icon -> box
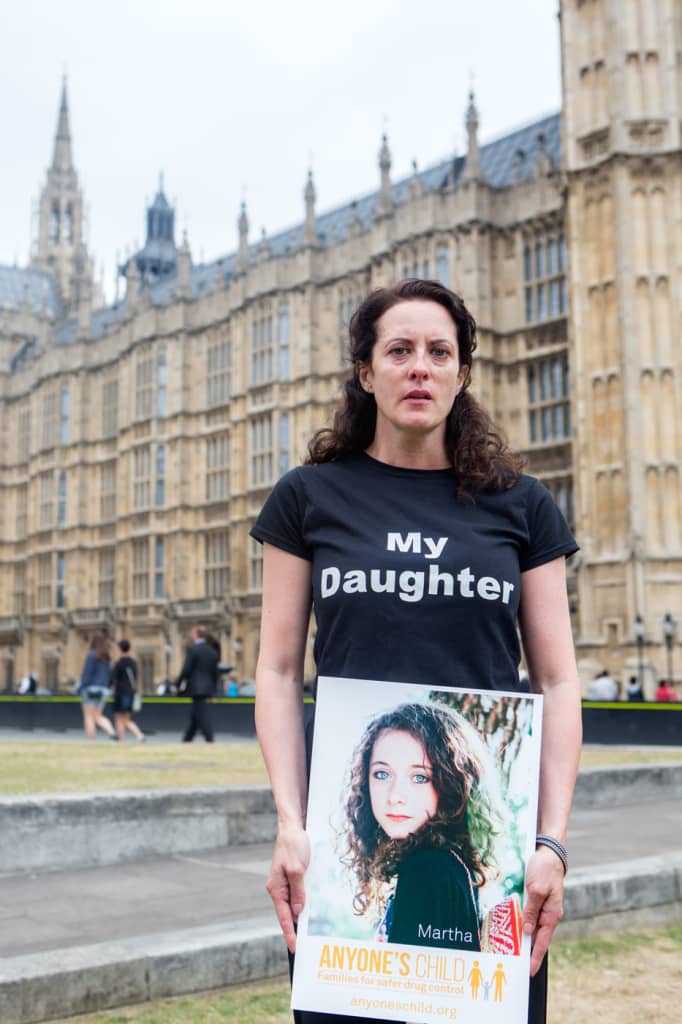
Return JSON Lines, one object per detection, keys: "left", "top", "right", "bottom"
{"left": 468, "top": 960, "right": 484, "bottom": 999}
{"left": 492, "top": 962, "right": 508, "bottom": 1003}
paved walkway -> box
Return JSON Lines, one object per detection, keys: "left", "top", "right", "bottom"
{"left": 1, "top": 795, "right": 680, "bottom": 962}
{"left": 0, "top": 727, "right": 256, "bottom": 744}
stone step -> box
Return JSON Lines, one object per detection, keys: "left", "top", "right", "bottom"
{"left": 1, "top": 854, "right": 682, "bottom": 1024}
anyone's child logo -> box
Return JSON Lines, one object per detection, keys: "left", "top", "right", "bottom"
{"left": 291, "top": 676, "right": 542, "bottom": 1024}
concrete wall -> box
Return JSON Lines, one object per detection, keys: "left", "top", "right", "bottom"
{"left": 2, "top": 856, "right": 681, "bottom": 1024}
{"left": 572, "top": 762, "right": 682, "bottom": 808}
{"left": 1, "top": 786, "right": 276, "bottom": 873}
{"left": 4, "top": 763, "right": 682, "bottom": 874}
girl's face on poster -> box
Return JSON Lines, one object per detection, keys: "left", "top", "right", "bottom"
{"left": 369, "top": 728, "right": 438, "bottom": 839}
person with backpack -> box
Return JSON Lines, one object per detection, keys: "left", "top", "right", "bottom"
{"left": 110, "top": 639, "right": 145, "bottom": 742}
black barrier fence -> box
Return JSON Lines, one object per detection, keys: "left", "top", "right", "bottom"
{"left": 581, "top": 701, "right": 682, "bottom": 746}
{"left": 1, "top": 696, "right": 681, "bottom": 745}
{"left": 0, "top": 696, "right": 258, "bottom": 737}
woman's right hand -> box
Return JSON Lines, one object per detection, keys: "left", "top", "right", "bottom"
{"left": 266, "top": 824, "right": 310, "bottom": 954}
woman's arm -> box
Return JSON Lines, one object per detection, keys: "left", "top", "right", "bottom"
{"left": 518, "top": 555, "right": 582, "bottom": 976}
{"left": 254, "top": 542, "right": 313, "bottom": 954}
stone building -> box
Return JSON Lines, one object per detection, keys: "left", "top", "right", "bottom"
{"left": 1, "top": 0, "right": 680, "bottom": 696}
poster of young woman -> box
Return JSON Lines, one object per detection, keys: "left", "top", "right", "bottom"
{"left": 291, "top": 675, "right": 543, "bottom": 1024}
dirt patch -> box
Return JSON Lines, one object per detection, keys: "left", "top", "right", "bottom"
{"left": 549, "top": 928, "right": 682, "bottom": 1024}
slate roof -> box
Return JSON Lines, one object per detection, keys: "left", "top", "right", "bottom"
{"left": 2, "top": 111, "right": 560, "bottom": 363}
{"left": 0, "top": 265, "right": 63, "bottom": 319}
{"left": 161, "top": 110, "right": 560, "bottom": 302}
{"left": 52, "top": 301, "right": 128, "bottom": 346}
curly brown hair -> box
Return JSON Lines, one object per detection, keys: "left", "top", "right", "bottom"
{"left": 341, "top": 702, "right": 503, "bottom": 917}
{"left": 306, "top": 279, "right": 525, "bottom": 492}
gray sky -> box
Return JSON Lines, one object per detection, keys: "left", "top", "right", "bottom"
{"left": 1, "top": 0, "right": 561, "bottom": 300}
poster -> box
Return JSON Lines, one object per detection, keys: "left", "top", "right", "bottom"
{"left": 292, "top": 675, "right": 543, "bottom": 1023}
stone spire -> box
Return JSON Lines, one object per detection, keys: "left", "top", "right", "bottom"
{"left": 52, "top": 76, "right": 74, "bottom": 174}
{"left": 462, "top": 89, "right": 481, "bottom": 182}
{"left": 78, "top": 274, "right": 92, "bottom": 338}
{"left": 409, "top": 158, "right": 423, "bottom": 199}
{"left": 32, "top": 77, "right": 92, "bottom": 312}
{"left": 303, "top": 169, "right": 317, "bottom": 246}
{"left": 534, "top": 131, "right": 552, "bottom": 176}
{"left": 236, "top": 201, "right": 249, "bottom": 272}
{"left": 177, "top": 230, "right": 192, "bottom": 297}
{"left": 126, "top": 256, "right": 140, "bottom": 314}
{"left": 376, "top": 132, "right": 393, "bottom": 216}
{"left": 258, "top": 227, "right": 271, "bottom": 261}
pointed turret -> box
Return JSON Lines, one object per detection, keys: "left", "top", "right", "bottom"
{"left": 236, "top": 201, "right": 249, "bottom": 272}
{"left": 78, "top": 274, "right": 92, "bottom": 338}
{"left": 177, "top": 230, "right": 192, "bottom": 298}
{"left": 125, "top": 255, "right": 140, "bottom": 314}
{"left": 376, "top": 132, "right": 393, "bottom": 216}
{"left": 32, "top": 78, "right": 92, "bottom": 311}
{"left": 462, "top": 89, "right": 482, "bottom": 182}
{"left": 52, "top": 76, "right": 74, "bottom": 174}
{"left": 533, "top": 131, "right": 552, "bottom": 176}
{"left": 258, "top": 227, "right": 271, "bottom": 261}
{"left": 303, "top": 169, "right": 317, "bottom": 246}
{"left": 409, "top": 158, "right": 423, "bottom": 199}
{"left": 118, "top": 175, "right": 177, "bottom": 286}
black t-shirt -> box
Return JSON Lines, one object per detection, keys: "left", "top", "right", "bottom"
{"left": 388, "top": 848, "right": 480, "bottom": 951}
{"left": 250, "top": 453, "right": 577, "bottom": 691}
{"left": 110, "top": 656, "right": 137, "bottom": 697}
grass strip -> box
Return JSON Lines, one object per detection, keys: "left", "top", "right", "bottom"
{"left": 0, "top": 741, "right": 266, "bottom": 795}
{"left": 0, "top": 742, "right": 680, "bottom": 796}
{"left": 47, "top": 925, "right": 682, "bottom": 1024}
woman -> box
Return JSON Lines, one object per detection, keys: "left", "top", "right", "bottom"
{"left": 252, "top": 278, "right": 582, "bottom": 1024}
{"left": 343, "top": 702, "right": 505, "bottom": 952}
{"left": 79, "top": 632, "right": 115, "bottom": 740}
{"left": 110, "top": 639, "right": 145, "bottom": 742}
{"left": 655, "top": 679, "right": 679, "bottom": 702}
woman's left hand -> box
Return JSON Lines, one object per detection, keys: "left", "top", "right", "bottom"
{"left": 522, "top": 846, "right": 565, "bottom": 975}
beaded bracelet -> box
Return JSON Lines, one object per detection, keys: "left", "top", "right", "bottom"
{"left": 536, "top": 833, "right": 568, "bottom": 874}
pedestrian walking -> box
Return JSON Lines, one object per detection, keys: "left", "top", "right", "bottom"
{"left": 177, "top": 625, "right": 219, "bottom": 742}
{"left": 79, "top": 632, "right": 115, "bottom": 740}
{"left": 110, "top": 640, "right": 145, "bottom": 742}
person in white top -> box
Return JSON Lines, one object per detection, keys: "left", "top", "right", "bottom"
{"left": 586, "top": 670, "right": 619, "bottom": 701}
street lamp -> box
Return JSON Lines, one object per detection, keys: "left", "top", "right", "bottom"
{"left": 663, "top": 613, "right": 675, "bottom": 684}
{"left": 634, "top": 615, "right": 645, "bottom": 689}
{"left": 4, "top": 648, "right": 15, "bottom": 694}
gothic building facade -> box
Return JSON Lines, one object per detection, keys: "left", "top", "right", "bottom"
{"left": 1, "top": 0, "right": 680, "bottom": 695}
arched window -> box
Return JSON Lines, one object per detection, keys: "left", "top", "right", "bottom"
{"left": 435, "top": 243, "right": 450, "bottom": 286}
{"left": 157, "top": 348, "right": 167, "bottom": 417}
{"left": 60, "top": 385, "right": 70, "bottom": 445}
{"left": 50, "top": 204, "right": 61, "bottom": 243}
{"left": 57, "top": 472, "right": 67, "bottom": 526}
{"left": 65, "top": 205, "right": 74, "bottom": 244}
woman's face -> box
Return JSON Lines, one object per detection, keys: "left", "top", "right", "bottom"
{"left": 357, "top": 300, "right": 466, "bottom": 446}
{"left": 368, "top": 728, "right": 438, "bottom": 840}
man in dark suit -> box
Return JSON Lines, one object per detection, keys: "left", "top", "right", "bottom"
{"left": 177, "top": 625, "right": 220, "bottom": 742}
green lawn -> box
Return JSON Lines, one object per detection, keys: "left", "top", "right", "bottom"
{"left": 47, "top": 925, "right": 682, "bottom": 1024}
{"left": 0, "top": 741, "right": 267, "bottom": 796}
{"left": 579, "top": 745, "right": 682, "bottom": 768}
{"left": 0, "top": 740, "right": 680, "bottom": 796}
